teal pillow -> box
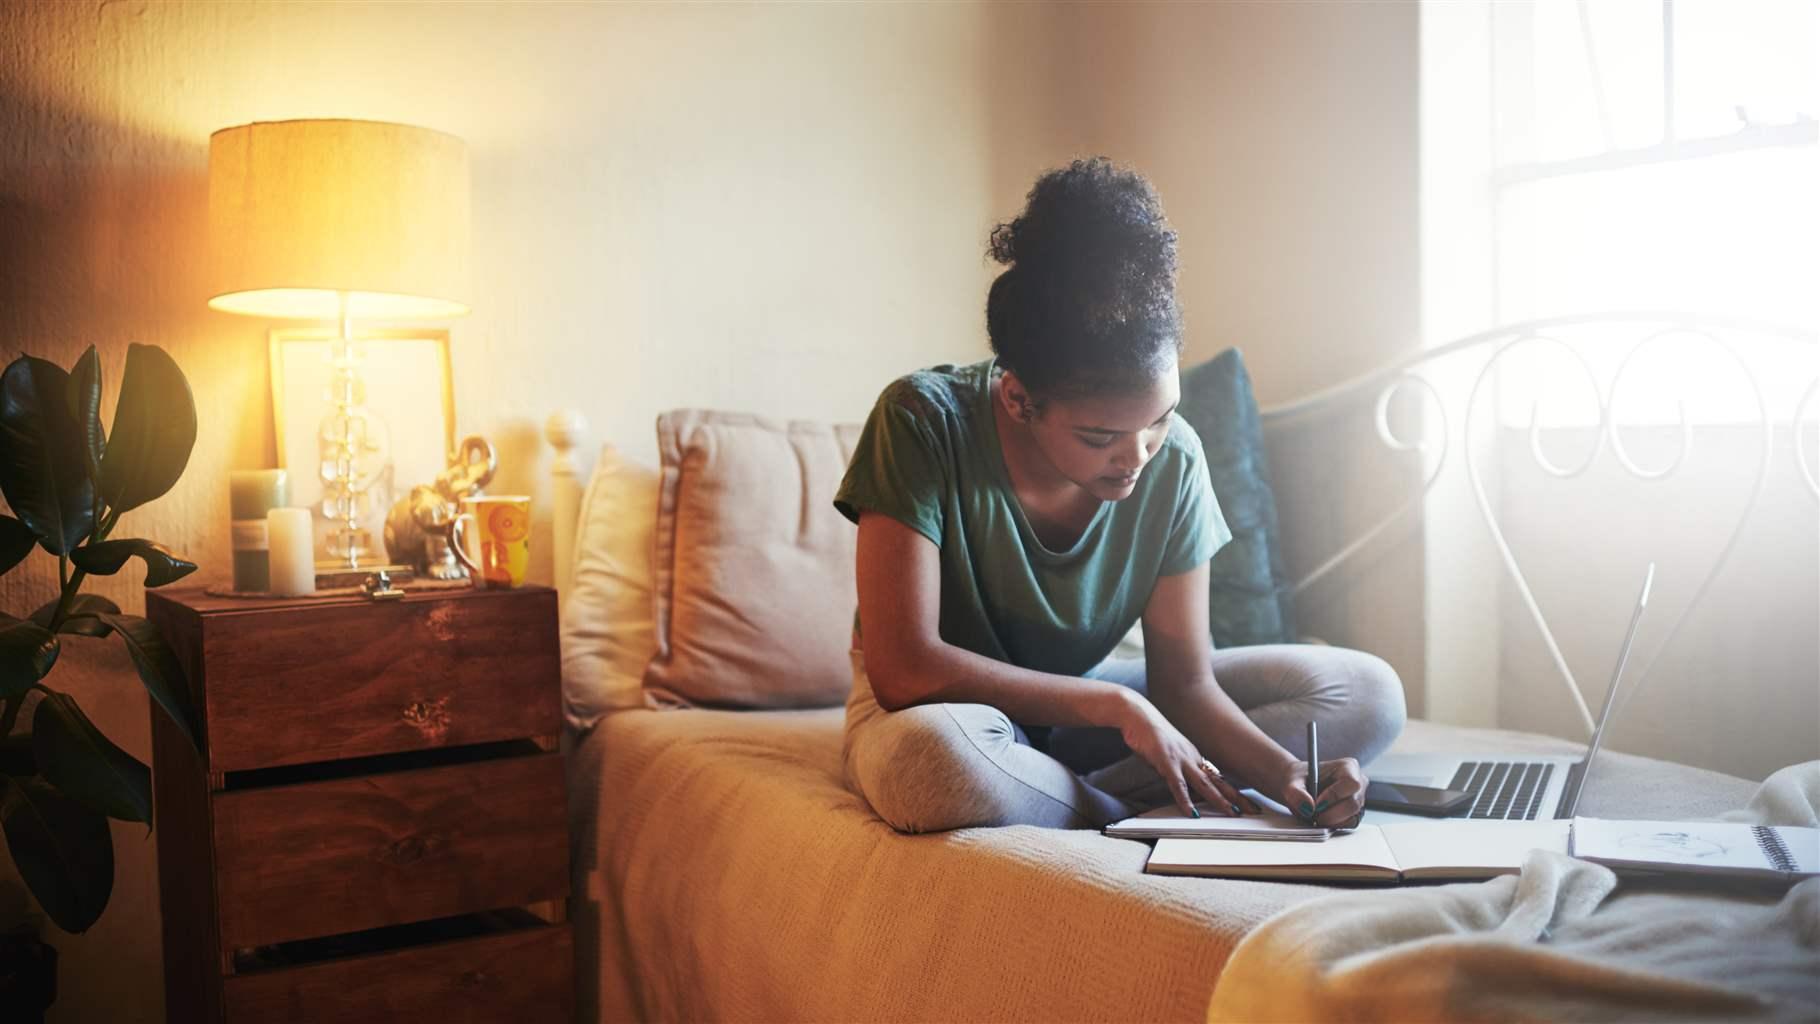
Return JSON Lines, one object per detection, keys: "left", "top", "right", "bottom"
{"left": 1175, "top": 348, "right": 1297, "bottom": 648}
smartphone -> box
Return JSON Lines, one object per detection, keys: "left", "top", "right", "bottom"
{"left": 1364, "top": 781, "right": 1475, "bottom": 817}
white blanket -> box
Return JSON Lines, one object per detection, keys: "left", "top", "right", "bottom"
{"left": 1208, "top": 762, "right": 1820, "bottom": 1024}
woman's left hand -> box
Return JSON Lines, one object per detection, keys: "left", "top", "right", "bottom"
{"left": 1272, "top": 757, "right": 1366, "bottom": 829}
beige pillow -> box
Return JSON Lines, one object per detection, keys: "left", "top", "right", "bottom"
{"left": 560, "top": 444, "right": 662, "bottom": 729}
{"left": 645, "top": 410, "right": 862, "bottom": 709}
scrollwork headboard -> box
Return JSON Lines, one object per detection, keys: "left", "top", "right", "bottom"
{"left": 1258, "top": 312, "right": 1818, "bottom": 739}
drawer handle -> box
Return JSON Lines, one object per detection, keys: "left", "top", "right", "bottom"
{"left": 402, "top": 697, "right": 452, "bottom": 741}
{"left": 381, "top": 832, "right": 450, "bottom": 865}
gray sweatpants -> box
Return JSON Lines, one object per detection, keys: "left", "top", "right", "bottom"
{"left": 842, "top": 645, "right": 1407, "bottom": 833}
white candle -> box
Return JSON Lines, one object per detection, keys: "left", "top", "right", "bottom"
{"left": 266, "top": 508, "right": 316, "bottom": 597}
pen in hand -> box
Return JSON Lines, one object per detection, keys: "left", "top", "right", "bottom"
{"left": 1304, "top": 720, "right": 1320, "bottom": 824}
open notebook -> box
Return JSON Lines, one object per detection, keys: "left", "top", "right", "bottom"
{"left": 1145, "top": 820, "right": 1572, "bottom": 882}
{"left": 1571, "top": 818, "right": 1820, "bottom": 884}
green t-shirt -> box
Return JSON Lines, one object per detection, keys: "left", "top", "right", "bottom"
{"left": 833, "top": 358, "right": 1231, "bottom": 677}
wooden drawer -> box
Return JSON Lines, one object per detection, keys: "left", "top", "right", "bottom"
{"left": 222, "top": 922, "right": 572, "bottom": 1024}
{"left": 213, "top": 753, "right": 569, "bottom": 950}
{"left": 198, "top": 587, "right": 558, "bottom": 771}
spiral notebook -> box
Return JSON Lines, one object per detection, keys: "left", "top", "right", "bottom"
{"left": 1570, "top": 817, "right": 1820, "bottom": 884}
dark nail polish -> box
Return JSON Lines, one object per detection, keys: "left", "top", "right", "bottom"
{"left": 1315, "top": 800, "right": 1330, "bottom": 814}
{"left": 1299, "top": 801, "right": 1314, "bottom": 818}
{"left": 1190, "top": 807, "right": 1201, "bottom": 819}
{"left": 1230, "top": 803, "right": 1244, "bottom": 815}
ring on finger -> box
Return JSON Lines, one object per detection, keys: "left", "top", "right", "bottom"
{"left": 1197, "top": 758, "right": 1219, "bottom": 776}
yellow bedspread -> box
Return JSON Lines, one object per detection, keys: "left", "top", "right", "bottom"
{"left": 566, "top": 708, "right": 1766, "bottom": 1023}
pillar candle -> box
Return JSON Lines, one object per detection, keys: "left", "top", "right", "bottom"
{"left": 229, "top": 470, "right": 288, "bottom": 592}
{"left": 266, "top": 508, "right": 316, "bottom": 597}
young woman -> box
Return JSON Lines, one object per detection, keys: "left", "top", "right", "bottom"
{"left": 833, "top": 158, "right": 1404, "bottom": 833}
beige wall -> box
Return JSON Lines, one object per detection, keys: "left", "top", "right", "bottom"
{"left": 3, "top": 0, "right": 1009, "bottom": 594}
{"left": 1, "top": 2, "right": 1421, "bottom": 1021}
{"left": 990, "top": 1, "right": 1422, "bottom": 403}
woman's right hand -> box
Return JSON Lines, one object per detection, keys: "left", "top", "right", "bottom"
{"left": 1112, "top": 692, "right": 1252, "bottom": 818}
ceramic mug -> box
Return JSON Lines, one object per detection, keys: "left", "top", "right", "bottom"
{"left": 451, "top": 495, "right": 532, "bottom": 588}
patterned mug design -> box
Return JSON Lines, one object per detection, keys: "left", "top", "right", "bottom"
{"left": 452, "top": 495, "right": 532, "bottom": 588}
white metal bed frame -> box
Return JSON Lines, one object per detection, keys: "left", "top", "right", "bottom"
{"left": 1259, "top": 312, "right": 1818, "bottom": 735}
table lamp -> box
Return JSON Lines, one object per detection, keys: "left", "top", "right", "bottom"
{"left": 208, "top": 118, "right": 471, "bottom": 571}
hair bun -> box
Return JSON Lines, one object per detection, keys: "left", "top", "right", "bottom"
{"left": 987, "top": 157, "right": 1176, "bottom": 295}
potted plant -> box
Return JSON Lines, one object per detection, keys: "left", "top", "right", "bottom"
{"left": 0, "top": 343, "right": 200, "bottom": 936}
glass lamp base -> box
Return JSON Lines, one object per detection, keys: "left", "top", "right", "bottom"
{"left": 323, "top": 523, "right": 377, "bottom": 568}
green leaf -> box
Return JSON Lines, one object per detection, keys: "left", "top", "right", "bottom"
{"left": 28, "top": 594, "right": 120, "bottom": 638}
{"left": 56, "top": 615, "right": 114, "bottom": 639}
{"left": 90, "top": 612, "right": 196, "bottom": 751}
{"left": 67, "top": 346, "right": 105, "bottom": 488}
{"left": 97, "top": 344, "right": 196, "bottom": 516}
{"left": 0, "top": 515, "right": 34, "bottom": 575}
{"left": 1, "top": 774, "right": 114, "bottom": 933}
{"left": 0, "top": 356, "right": 98, "bottom": 556}
{"left": 33, "top": 691, "right": 150, "bottom": 824}
{"left": 69, "top": 539, "right": 197, "bottom": 588}
{"left": 0, "top": 616, "right": 59, "bottom": 699}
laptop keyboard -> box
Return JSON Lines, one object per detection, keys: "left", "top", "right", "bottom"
{"left": 1447, "top": 761, "right": 1556, "bottom": 820}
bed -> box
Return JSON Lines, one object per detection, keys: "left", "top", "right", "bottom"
{"left": 549, "top": 313, "right": 1819, "bottom": 1023}
{"left": 565, "top": 709, "right": 1820, "bottom": 1022}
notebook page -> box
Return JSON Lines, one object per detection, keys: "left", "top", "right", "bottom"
{"left": 1147, "top": 827, "right": 1401, "bottom": 881}
{"left": 1379, "top": 820, "right": 1572, "bottom": 880}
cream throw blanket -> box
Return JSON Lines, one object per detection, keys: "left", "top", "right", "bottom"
{"left": 1208, "top": 762, "right": 1820, "bottom": 1023}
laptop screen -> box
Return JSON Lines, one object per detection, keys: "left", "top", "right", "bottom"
{"left": 1558, "top": 562, "right": 1655, "bottom": 817}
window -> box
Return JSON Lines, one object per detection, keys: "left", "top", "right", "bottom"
{"left": 1428, "top": 0, "right": 1818, "bottom": 426}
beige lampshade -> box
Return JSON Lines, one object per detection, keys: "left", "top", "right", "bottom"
{"left": 208, "top": 119, "right": 471, "bottom": 319}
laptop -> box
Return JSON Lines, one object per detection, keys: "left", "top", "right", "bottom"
{"left": 1361, "top": 562, "right": 1655, "bottom": 826}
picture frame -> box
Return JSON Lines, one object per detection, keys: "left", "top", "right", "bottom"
{"left": 269, "top": 326, "right": 456, "bottom": 562}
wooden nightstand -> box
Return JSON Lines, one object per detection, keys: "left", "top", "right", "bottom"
{"left": 145, "top": 583, "right": 572, "bottom": 1024}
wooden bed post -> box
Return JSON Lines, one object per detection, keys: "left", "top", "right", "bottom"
{"left": 545, "top": 410, "right": 587, "bottom": 608}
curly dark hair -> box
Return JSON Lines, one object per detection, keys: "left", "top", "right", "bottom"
{"left": 985, "top": 157, "right": 1182, "bottom": 402}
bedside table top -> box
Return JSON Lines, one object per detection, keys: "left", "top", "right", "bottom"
{"left": 148, "top": 582, "right": 555, "bottom": 617}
